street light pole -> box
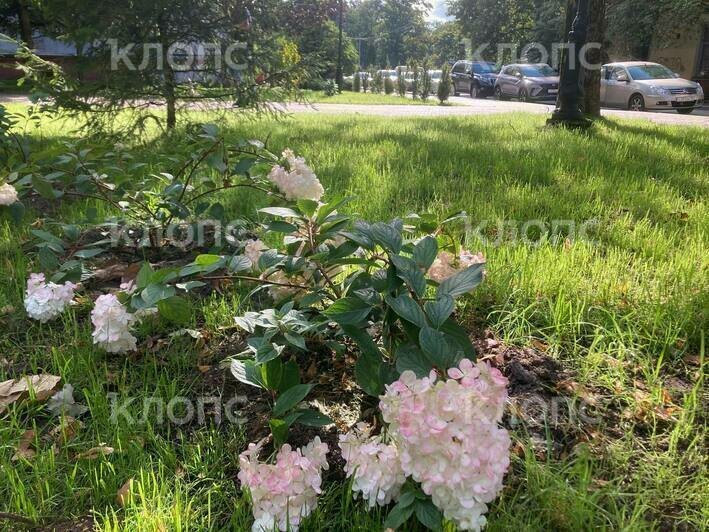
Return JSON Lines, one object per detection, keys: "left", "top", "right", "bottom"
{"left": 548, "top": 0, "right": 592, "bottom": 128}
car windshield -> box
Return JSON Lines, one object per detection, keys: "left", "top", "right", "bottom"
{"left": 430, "top": 70, "right": 442, "bottom": 79}
{"left": 627, "top": 65, "right": 674, "bottom": 80}
{"left": 473, "top": 63, "right": 497, "bottom": 74}
{"left": 519, "top": 65, "right": 556, "bottom": 77}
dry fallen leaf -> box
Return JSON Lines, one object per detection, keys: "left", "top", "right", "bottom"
{"left": 0, "top": 374, "right": 62, "bottom": 414}
{"left": 12, "top": 430, "right": 37, "bottom": 461}
{"left": 556, "top": 379, "right": 599, "bottom": 406}
{"left": 531, "top": 339, "right": 549, "bottom": 353}
{"left": 75, "top": 445, "right": 115, "bottom": 461}
{"left": 116, "top": 478, "right": 134, "bottom": 507}
{"left": 197, "top": 365, "right": 212, "bottom": 373}
{"left": 45, "top": 416, "right": 84, "bottom": 446}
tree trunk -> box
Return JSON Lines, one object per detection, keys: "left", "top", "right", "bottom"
{"left": 584, "top": 0, "right": 607, "bottom": 118}
{"left": 17, "top": 0, "right": 34, "bottom": 48}
{"left": 335, "top": 0, "right": 344, "bottom": 91}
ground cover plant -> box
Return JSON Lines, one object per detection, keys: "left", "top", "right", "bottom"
{"left": 0, "top": 107, "right": 707, "bottom": 531}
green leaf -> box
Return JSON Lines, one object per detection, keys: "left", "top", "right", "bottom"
{"left": 414, "top": 236, "right": 438, "bottom": 269}
{"left": 150, "top": 268, "right": 179, "bottom": 284}
{"left": 32, "top": 175, "right": 60, "bottom": 199}
{"left": 273, "top": 384, "right": 314, "bottom": 417}
{"left": 254, "top": 342, "right": 284, "bottom": 364}
{"left": 371, "top": 221, "right": 402, "bottom": 253}
{"left": 343, "top": 325, "right": 384, "bottom": 397}
{"left": 230, "top": 359, "right": 265, "bottom": 388}
{"left": 279, "top": 360, "right": 301, "bottom": 393}
{"left": 234, "top": 157, "right": 257, "bottom": 175}
{"left": 262, "top": 358, "right": 283, "bottom": 391}
{"left": 386, "top": 294, "right": 427, "bottom": 328}
{"left": 323, "top": 297, "right": 372, "bottom": 325}
{"left": 437, "top": 264, "right": 485, "bottom": 298}
{"left": 414, "top": 500, "right": 443, "bottom": 530}
{"left": 269, "top": 418, "right": 289, "bottom": 448}
{"left": 38, "top": 245, "right": 59, "bottom": 271}
{"left": 228, "top": 255, "right": 251, "bottom": 272}
{"left": 8, "top": 201, "right": 25, "bottom": 223}
{"left": 31, "top": 229, "right": 65, "bottom": 251}
{"left": 136, "top": 262, "right": 154, "bottom": 289}
{"left": 157, "top": 296, "right": 191, "bottom": 325}
{"left": 195, "top": 254, "right": 223, "bottom": 266}
{"left": 176, "top": 281, "right": 206, "bottom": 291}
{"left": 259, "top": 207, "right": 301, "bottom": 218}
{"left": 74, "top": 248, "right": 104, "bottom": 259}
{"left": 294, "top": 409, "right": 333, "bottom": 427}
{"left": 419, "top": 326, "right": 455, "bottom": 369}
{"left": 296, "top": 199, "right": 319, "bottom": 218}
{"left": 390, "top": 255, "right": 427, "bottom": 297}
{"left": 424, "top": 295, "right": 455, "bottom": 329}
{"left": 384, "top": 499, "right": 416, "bottom": 529}
{"left": 141, "top": 283, "right": 176, "bottom": 306}
{"left": 395, "top": 344, "right": 433, "bottom": 377}
{"left": 267, "top": 221, "right": 298, "bottom": 233}
{"left": 440, "top": 319, "right": 476, "bottom": 361}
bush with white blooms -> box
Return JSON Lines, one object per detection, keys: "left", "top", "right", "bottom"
{"left": 15, "top": 125, "right": 510, "bottom": 531}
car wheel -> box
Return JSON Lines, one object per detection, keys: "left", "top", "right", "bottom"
{"left": 470, "top": 84, "right": 480, "bottom": 99}
{"left": 494, "top": 86, "right": 504, "bottom": 100}
{"left": 676, "top": 108, "right": 694, "bottom": 115}
{"left": 628, "top": 94, "right": 645, "bottom": 112}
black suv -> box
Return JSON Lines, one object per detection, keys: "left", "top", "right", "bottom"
{"left": 451, "top": 61, "right": 500, "bottom": 98}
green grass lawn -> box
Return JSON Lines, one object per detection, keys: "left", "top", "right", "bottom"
{"left": 1, "top": 106, "right": 707, "bottom": 531}
{"left": 300, "top": 89, "right": 440, "bottom": 105}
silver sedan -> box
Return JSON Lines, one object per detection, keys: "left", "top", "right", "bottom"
{"left": 601, "top": 62, "right": 705, "bottom": 114}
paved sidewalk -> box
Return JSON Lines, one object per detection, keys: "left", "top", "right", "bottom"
{"left": 3, "top": 93, "right": 708, "bottom": 128}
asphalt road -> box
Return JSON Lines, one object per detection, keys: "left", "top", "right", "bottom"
{"left": 3, "top": 93, "right": 708, "bottom": 128}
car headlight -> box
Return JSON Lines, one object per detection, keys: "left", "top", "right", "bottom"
{"left": 649, "top": 86, "right": 671, "bottom": 96}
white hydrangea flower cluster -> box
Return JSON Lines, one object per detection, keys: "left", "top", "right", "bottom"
{"left": 238, "top": 437, "right": 329, "bottom": 532}
{"left": 244, "top": 239, "right": 267, "bottom": 270}
{"left": 338, "top": 422, "right": 407, "bottom": 508}
{"left": 379, "top": 359, "right": 511, "bottom": 531}
{"left": 0, "top": 183, "right": 19, "bottom": 205}
{"left": 428, "top": 249, "right": 485, "bottom": 284}
{"left": 24, "top": 273, "right": 77, "bottom": 323}
{"left": 268, "top": 149, "right": 324, "bottom": 201}
{"left": 91, "top": 294, "right": 137, "bottom": 353}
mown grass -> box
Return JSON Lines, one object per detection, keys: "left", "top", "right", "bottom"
{"left": 1, "top": 106, "right": 707, "bottom": 531}
{"left": 300, "top": 89, "right": 438, "bottom": 105}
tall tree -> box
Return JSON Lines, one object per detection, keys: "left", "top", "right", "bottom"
{"left": 584, "top": 0, "right": 607, "bottom": 117}
{"left": 21, "top": 0, "right": 305, "bottom": 132}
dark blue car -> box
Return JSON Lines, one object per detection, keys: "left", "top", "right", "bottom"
{"left": 451, "top": 61, "right": 500, "bottom": 99}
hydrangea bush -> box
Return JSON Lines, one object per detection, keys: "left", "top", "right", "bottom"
{"left": 8, "top": 124, "right": 510, "bottom": 530}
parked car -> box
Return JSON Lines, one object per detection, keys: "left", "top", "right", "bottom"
{"left": 494, "top": 63, "right": 559, "bottom": 102}
{"left": 601, "top": 61, "right": 705, "bottom": 114}
{"left": 451, "top": 61, "right": 500, "bottom": 98}
{"left": 377, "top": 69, "right": 398, "bottom": 82}
{"left": 429, "top": 69, "right": 443, "bottom": 93}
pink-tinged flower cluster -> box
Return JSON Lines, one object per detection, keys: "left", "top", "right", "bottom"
{"left": 0, "top": 183, "right": 19, "bottom": 205}
{"left": 338, "top": 422, "right": 406, "bottom": 508}
{"left": 239, "top": 437, "right": 329, "bottom": 532}
{"left": 268, "top": 150, "right": 324, "bottom": 201}
{"left": 379, "top": 360, "right": 510, "bottom": 531}
{"left": 91, "top": 294, "right": 137, "bottom": 353}
{"left": 244, "top": 239, "right": 267, "bottom": 270}
{"left": 428, "top": 249, "right": 486, "bottom": 284}
{"left": 24, "top": 273, "right": 77, "bottom": 323}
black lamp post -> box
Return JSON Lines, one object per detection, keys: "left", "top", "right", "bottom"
{"left": 548, "top": 0, "right": 592, "bottom": 128}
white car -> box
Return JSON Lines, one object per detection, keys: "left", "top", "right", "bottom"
{"left": 601, "top": 62, "right": 705, "bottom": 114}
